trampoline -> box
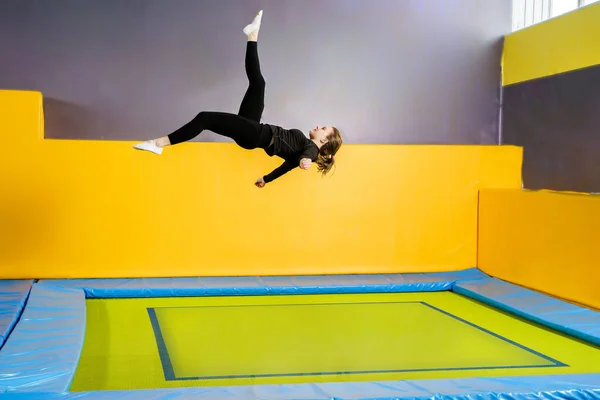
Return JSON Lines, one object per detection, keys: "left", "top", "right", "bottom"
{"left": 71, "top": 292, "right": 600, "bottom": 391}
{"left": 1, "top": 269, "right": 600, "bottom": 399}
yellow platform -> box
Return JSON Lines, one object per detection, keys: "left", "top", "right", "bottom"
{"left": 71, "top": 292, "right": 600, "bottom": 391}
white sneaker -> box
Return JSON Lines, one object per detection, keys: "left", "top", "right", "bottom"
{"left": 243, "top": 10, "right": 263, "bottom": 36}
{"left": 133, "top": 140, "right": 163, "bottom": 155}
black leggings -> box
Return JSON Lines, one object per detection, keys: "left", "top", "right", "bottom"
{"left": 167, "top": 42, "right": 268, "bottom": 149}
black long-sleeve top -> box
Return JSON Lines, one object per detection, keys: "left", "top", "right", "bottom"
{"left": 261, "top": 124, "right": 319, "bottom": 183}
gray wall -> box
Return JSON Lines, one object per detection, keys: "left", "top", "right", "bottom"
{"left": 502, "top": 64, "right": 600, "bottom": 193}
{"left": 0, "top": 0, "right": 511, "bottom": 144}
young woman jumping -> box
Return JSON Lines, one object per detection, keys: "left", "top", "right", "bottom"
{"left": 134, "top": 10, "right": 343, "bottom": 188}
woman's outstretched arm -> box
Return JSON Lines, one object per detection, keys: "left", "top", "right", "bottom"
{"left": 256, "top": 159, "right": 297, "bottom": 187}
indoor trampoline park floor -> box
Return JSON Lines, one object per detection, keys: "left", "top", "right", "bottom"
{"left": 70, "top": 292, "right": 600, "bottom": 391}
{"left": 2, "top": 271, "right": 600, "bottom": 399}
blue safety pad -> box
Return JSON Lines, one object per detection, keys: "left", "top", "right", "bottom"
{"left": 1, "top": 373, "right": 599, "bottom": 399}
{"left": 0, "top": 284, "right": 86, "bottom": 393}
{"left": 454, "top": 277, "right": 600, "bottom": 347}
{"left": 0, "top": 280, "right": 33, "bottom": 349}
{"left": 37, "top": 268, "right": 488, "bottom": 298}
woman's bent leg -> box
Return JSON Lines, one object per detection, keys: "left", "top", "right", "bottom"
{"left": 167, "top": 111, "right": 263, "bottom": 150}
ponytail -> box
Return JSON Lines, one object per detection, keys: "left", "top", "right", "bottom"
{"left": 315, "top": 127, "right": 342, "bottom": 176}
{"left": 316, "top": 153, "right": 335, "bottom": 176}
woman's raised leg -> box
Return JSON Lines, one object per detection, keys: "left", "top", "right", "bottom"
{"left": 238, "top": 11, "right": 265, "bottom": 122}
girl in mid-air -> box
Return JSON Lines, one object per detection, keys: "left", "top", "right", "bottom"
{"left": 134, "top": 10, "right": 342, "bottom": 188}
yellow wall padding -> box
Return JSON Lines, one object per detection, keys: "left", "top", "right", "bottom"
{"left": 0, "top": 90, "right": 522, "bottom": 279}
{"left": 503, "top": 2, "right": 600, "bottom": 86}
{"left": 478, "top": 189, "right": 600, "bottom": 311}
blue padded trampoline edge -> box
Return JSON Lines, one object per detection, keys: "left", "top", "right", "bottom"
{"left": 0, "top": 374, "right": 599, "bottom": 399}
{"left": 0, "top": 280, "right": 34, "bottom": 350}
{"left": 36, "top": 268, "right": 489, "bottom": 298}
{"left": 453, "top": 278, "right": 600, "bottom": 347}
{"left": 0, "top": 284, "right": 86, "bottom": 394}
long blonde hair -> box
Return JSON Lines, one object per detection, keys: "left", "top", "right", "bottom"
{"left": 315, "top": 127, "right": 342, "bottom": 176}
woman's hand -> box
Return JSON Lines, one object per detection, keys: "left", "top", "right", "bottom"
{"left": 255, "top": 177, "right": 266, "bottom": 188}
{"left": 299, "top": 158, "right": 312, "bottom": 170}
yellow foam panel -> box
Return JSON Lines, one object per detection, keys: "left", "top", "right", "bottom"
{"left": 0, "top": 90, "right": 522, "bottom": 279}
{"left": 478, "top": 189, "right": 600, "bottom": 310}
{"left": 503, "top": 2, "right": 600, "bottom": 86}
